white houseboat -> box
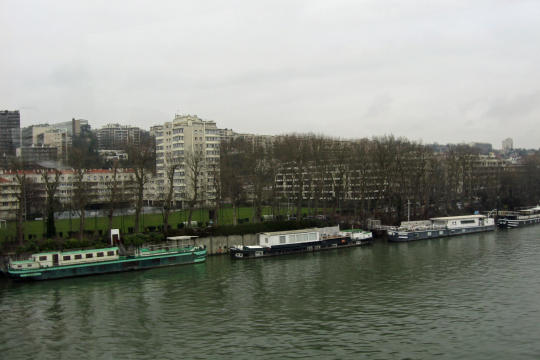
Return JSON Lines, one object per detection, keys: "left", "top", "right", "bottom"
{"left": 497, "top": 206, "right": 540, "bottom": 229}
{"left": 387, "top": 214, "right": 495, "bottom": 242}
{"left": 229, "top": 226, "right": 373, "bottom": 259}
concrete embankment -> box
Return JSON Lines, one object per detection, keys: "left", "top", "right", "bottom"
{"left": 194, "top": 234, "right": 258, "bottom": 256}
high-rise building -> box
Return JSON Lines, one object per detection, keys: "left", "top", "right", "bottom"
{"left": 96, "top": 123, "right": 141, "bottom": 150}
{"left": 53, "top": 118, "right": 90, "bottom": 137}
{"left": 0, "top": 110, "right": 21, "bottom": 157}
{"left": 20, "top": 124, "right": 70, "bottom": 161}
{"left": 150, "top": 114, "right": 222, "bottom": 208}
{"left": 502, "top": 138, "right": 513, "bottom": 153}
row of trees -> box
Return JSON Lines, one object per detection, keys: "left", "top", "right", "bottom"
{"left": 219, "top": 134, "right": 540, "bottom": 225}
{"left": 5, "top": 133, "right": 539, "bottom": 246}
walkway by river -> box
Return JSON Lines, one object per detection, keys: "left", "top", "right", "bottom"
{"left": 1, "top": 227, "right": 540, "bottom": 359}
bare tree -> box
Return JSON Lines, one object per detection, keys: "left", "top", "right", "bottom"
{"left": 105, "top": 161, "right": 121, "bottom": 236}
{"left": 41, "top": 169, "right": 61, "bottom": 238}
{"left": 185, "top": 150, "right": 204, "bottom": 227}
{"left": 128, "top": 140, "right": 155, "bottom": 233}
{"left": 220, "top": 139, "right": 245, "bottom": 225}
{"left": 161, "top": 155, "right": 179, "bottom": 235}
{"left": 11, "top": 159, "right": 29, "bottom": 246}
{"left": 72, "top": 167, "right": 90, "bottom": 241}
{"left": 209, "top": 162, "right": 221, "bottom": 226}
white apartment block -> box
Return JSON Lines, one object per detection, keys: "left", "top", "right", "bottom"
{"left": 150, "top": 114, "right": 222, "bottom": 208}
{"left": 502, "top": 138, "right": 513, "bottom": 153}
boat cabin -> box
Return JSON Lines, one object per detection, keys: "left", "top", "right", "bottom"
{"left": 429, "top": 215, "right": 493, "bottom": 229}
{"left": 258, "top": 226, "right": 340, "bottom": 247}
{"left": 9, "top": 247, "right": 120, "bottom": 270}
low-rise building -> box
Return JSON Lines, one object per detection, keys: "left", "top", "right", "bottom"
{"left": 0, "top": 168, "right": 136, "bottom": 220}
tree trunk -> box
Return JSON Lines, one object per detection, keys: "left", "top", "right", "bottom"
{"left": 79, "top": 212, "right": 85, "bottom": 241}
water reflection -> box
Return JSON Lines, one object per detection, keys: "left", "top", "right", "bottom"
{"left": 2, "top": 227, "right": 540, "bottom": 359}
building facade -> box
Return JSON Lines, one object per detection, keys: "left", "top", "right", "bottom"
{"left": 20, "top": 124, "right": 70, "bottom": 162}
{"left": 0, "top": 168, "right": 136, "bottom": 220}
{"left": 96, "top": 124, "right": 141, "bottom": 150}
{"left": 150, "top": 114, "right": 222, "bottom": 208}
{"left": 502, "top": 138, "right": 513, "bottom": 153}
{"left": 0, "top": 110, "right": 21, "bottom": 158}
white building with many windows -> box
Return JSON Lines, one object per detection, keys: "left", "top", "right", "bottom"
{"left": 150, "top": 114, "right": 222, "bottom": 208}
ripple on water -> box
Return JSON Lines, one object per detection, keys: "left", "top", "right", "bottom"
{"left": 2, "top": 228, "right": 540, "bottom": 359}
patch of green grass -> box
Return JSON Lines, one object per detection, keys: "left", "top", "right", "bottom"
{"left": 0, "top": 206, "right": 291, "bottom": 243}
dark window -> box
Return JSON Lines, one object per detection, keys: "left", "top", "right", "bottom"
{"left": 461, "top": 220, "right": 476, "bottom": 224}
{"left": 63, "top": 255, "right": 71, "bottom": 261}
{"left": 39, "top": 256, "right": 47, "bottom": 261}
{"left": 27, "top": 264, "right": 32, "bottom": 267}
{"left": 86, "top": 253, "right": 93, "bottom": 259}
{"left": 74, "top": 254, "right": 82, "bottom": 260}
{"left": 97, "top": 252, "right": 104, "bottom": 257}
{"left": 107, "top": 251, "right": 114, "bottom": 256}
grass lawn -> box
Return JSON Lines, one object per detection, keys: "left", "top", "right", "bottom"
{"left": 0, "top": 206, "right": 289, "bottom": 242}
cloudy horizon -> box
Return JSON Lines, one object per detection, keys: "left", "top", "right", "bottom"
{"left": 2, "top": 0, "right": 539, "bottom": 148}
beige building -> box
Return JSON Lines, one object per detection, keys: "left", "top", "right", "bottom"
{"left": 20, "top": 125, "right": 70, "bottom": 161}
{"left": 150, "top": 114, "right": 222, "bottom": 208}
{"left": 0, "top": 168, "right": 136, "bottom": 220}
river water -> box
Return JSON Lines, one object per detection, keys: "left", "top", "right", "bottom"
{"left": 1, "top": 227, "right": 540, "bottom": 359}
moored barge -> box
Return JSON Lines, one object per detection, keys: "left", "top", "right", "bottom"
{"left": 229, "top": 226, "right": 373, "bottom": 259}
{"left": 4, "top": 235, "right": 206, "bottom": 281}
{"left": 497, "top": 206, "right": 540, "bottom": 229}
{"left": 387, "top": 214, "right": 495, "bottom": 242}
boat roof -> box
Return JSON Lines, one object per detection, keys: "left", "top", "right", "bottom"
{"left": 259, "top": 228, "right": 321, "bottom": 236}
{"left": 33, "top": 247, "right": 118, "bottom": 256}
{"left": 430, "top": 215, "right": 486, "bottom": 221}
{"left": 521, "top": 206, "right": 540, "bottom": 212}
{"left": 166, "top": 236, "right": 198, "bottom": 240}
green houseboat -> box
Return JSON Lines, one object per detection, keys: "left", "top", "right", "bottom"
{"left": 5, "top": 235, "right": 206, "bottom": 281}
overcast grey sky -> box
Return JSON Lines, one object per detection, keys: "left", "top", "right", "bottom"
{"left": 2, "top": 0, "right": 539, "bottom": 148}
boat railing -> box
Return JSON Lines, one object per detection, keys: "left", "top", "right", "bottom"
{"left": 398, "top": 224, "right": 446, "bottom": 231}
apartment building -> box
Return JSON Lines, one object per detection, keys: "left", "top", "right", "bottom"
{"left": 0, "top": 168, "right": 136, "bottom": 220}
{"left": 150, "top": 114, "right": 222, "bottom": 208}
{"left": 0, "top": 110, "right": 20, "bottom": 157}
{"left": 20, "top": 124, "right": 71, "bottom": 161}
{"left": 96, "top": 123, "right": 141, "bottom": 150}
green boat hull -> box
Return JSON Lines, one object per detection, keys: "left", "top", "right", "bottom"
{"left": 6, "top": 250, "right": 207, "bottom": 281}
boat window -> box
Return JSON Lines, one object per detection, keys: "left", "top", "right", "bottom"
{"left": 86, "top": 253, "right": 93, "bottom": 259}
{"left": 63, "top": 255, "right": 71, "bottom": 261}
{"left": 97, "top": 252, "right": 104, "bottom": 257}
{"left": 27, "top": 264, "right": 32, "bottom": 267}
{"left": 309, "top": 233, "right": 317, "bottom": 241}
{"left": 461, "top": 220, "right": 476, "bottom": 224}
{"left": 116, "top": 250, "right": 119, "bottom": 255}
{"left": 298, "top": 234, "right": 308, "bottom": 242}
{"left": 17, "top": 265, "right": 22, "bottom": 268}
{"left": 279, "top": 236, "right": 286, "bottom": 244}
{"left": 74, "top": 254, "right": 82, "bottom": 260}
{"left": 265, "top": 238, "right": 268, "bottom": 244}
{"left": 39, "top": 256, "right": 47, "bottom": 261}
{"left": 107, "top": 251, "right": 114, "bottom": 256}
